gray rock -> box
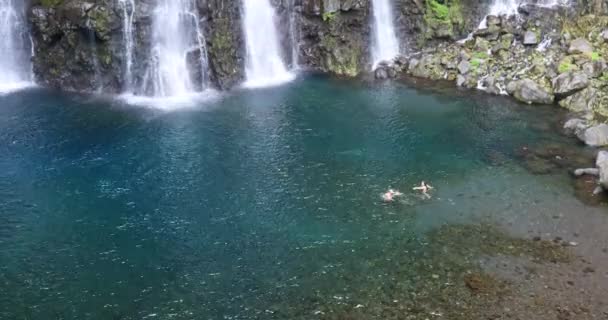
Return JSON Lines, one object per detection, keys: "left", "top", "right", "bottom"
{"left": 559, "top": 87, "right": 598, "bottom": 113}
{"left": 324, "top": 0, "right": 340, "bottom": 13}
{"left": 507, "top": 79, "right": 554, "bottom": 104}
{"left": 582, "top": 59, "right": 607, "bottom": 78}
{"left": 596, "top": 150, "right": 608, "bottom": 189}
{"left": 580, "top": 124, "right": 608, "bottom": 147}
{"left": 601, "top": 29, "right": 608, "bottom": 42}
{"left": 486, "top": 15, "right": 501, "bottom": 26}
{"left": 457, "top": 60, "right": 470, "bottom": 74}
{"left": 523, "top": 31, "right": 539, "bottom": 45}
{"left": 574, "top": 168, "right": 600, "bottom": 176}
{"left": 568, "top": 38, "right": 594, "bottom": 55}
{"left": 552, "top": 72, "right": 589, "bottom": 97}
{"left": 456, "top": 74, "right": 466, "bottom": 87}
{"left": 375, "top": 67, "right": 388, "bottom": 80}
{"left": 564, "top": 118, "right": 589, "bottom": 136}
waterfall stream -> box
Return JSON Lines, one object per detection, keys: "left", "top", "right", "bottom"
{"left": 371, "top": 0, "right": 400, "bottom": 69}
{"left": 118, "top": 0, "right": 135, "bottom": 92}
{"left": 0, "top": 0, "right": 33, "bottom": 93}
{"left": 138, "top": 0, "right": 211, "bottom": 98}
{"left": 289, "top": 0, "right": 300, "bottom": 68}
{"left": 242, "top": 0, "right": 295, "bottom": 88}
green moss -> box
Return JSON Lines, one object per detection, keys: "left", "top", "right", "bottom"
{"left": 590, "top": 52, "right": 601, "bottom": 61}
{"left": 422, "top": 0, "right": 463, "bottom": 40}
{"left": 322, "top": 11, "right": 337, "bottom": 22}
{"left": 428, "top": 0, "right": 449, "bottom": 20}
{"left": 39, "top": 0, "right": 63, "bottom": 7}
{"left": 558, "top": 61, "right": 575, "bottom": 73}
{"left": 600, "top": 73, "right": 608, "bottom": 82}
{"left": 472, "top": 51, "right": 489, "bottom": 60}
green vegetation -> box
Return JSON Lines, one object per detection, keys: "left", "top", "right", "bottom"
{"left": 472, "top": 51, "right": 490, "bottom": 60}
{"left": 590, "top": 51, "right": 601, "bottom": 61}
{"left": 322, "top": 11, "right": 338, "bottom": 22}
{"left": 558, "top": 61, "right": 575, "bottom": 73}
{"left": 40, "top": 0, "right": 63, "bottom": 7}
{"left": 470, "top": 58, "right": 482, "bottom": 70}
{"left": 600, "top": 73, "right": 608, "bottom": 82}
{"left": 428, "top": 0, "right": 449, "bottom": 21}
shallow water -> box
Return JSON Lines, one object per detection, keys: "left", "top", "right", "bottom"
{"left": 1, "top": 76, "right": 607, "bottom": 319}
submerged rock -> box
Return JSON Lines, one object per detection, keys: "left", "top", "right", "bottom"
{"left": 507, "top": 79, "right": 554, "bottom": 104}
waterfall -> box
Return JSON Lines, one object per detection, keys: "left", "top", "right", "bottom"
{"left": 0, "top": 0, "right": 33, "bottom": 93}
{"left": 141, "top": 0, "right": 211, "bottom": 97}
{"left": 118, "top": 0, "right": 135, "bottom": 92}
{"left": 371, "top": 0, "right": 400, "bottom": 69}
{"left": 288, "top": 0, "right": 300, "bottom": 68}
{"left": 242, "top": 0, "right": 295, "bottom": 88}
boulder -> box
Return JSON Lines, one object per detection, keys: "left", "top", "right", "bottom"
{"left": 523, "top": 31, "right": 539, "bottom": 45}
{"left": 582, "top": 59, "right": 607, "bottom": 78}
{"left": 563, "top": 118, "right": 589, "bottom": 136}
{"left": 507, "top": 79, "right": 554, "bottom": 104}
{"left": 486, "top": 15, "right": 501, "bottom": 27}
{"left": 579, "top": 124, "right": 608, "bottom": 147}
{"left": 574, "top": 168, "right": 600, "bottom": 176}
{"left": 374, "top": 67, "right": 388, "bottom": 80}
{"left": 596, "top": 150, "right": 608, "bottom": 189}
{"left": 456, "top": 74, "right": 466, "bottom": 87}
{"left": 552, "top": 72, "right": 589, "bottom": 97}
{"left": 601, "top": 29, "right": 608, "bottom": 42}
{"left": 457, "top": 60, "right": 470, "bottom": 74}
{"left": 559, "top": 87, "right": 598, "bottom": 113}
{"left": 568, "top": 38, "right": 593, "bottom": 55}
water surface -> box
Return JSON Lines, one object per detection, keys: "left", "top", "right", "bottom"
{"left": 1, "top": 76, "right": 607, "bottom": 319}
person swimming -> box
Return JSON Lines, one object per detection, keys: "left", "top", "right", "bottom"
{"left": 413, "top": 181, "right": 433, "bottom": 199}
{"left": 382, "top": 188, "right": 403, "bottom": 202}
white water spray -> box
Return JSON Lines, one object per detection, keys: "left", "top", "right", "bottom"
{"left": 0, "top": 0, "right": 34, "bottom": 93}
{"left": 118, "top": 0, "right": 135, "bottom": 92}
{"left": 242, "top": 0, "right": 295, "bottom": 88}
{"left": 371, "top": 0, "right": 400, "bottom": 68}
{"left": 141, "top": 0, "right": 211, "bottom": 97}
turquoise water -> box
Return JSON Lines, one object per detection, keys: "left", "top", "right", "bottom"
{"left": 0, "top": 76, "right": 604, "bottom": 319}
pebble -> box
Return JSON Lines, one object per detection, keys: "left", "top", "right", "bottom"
{"left": 583, "top": 267, "right": 595, "bottom": 273}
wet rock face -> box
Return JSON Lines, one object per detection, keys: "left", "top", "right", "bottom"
{"left": 205, "top": 0, "right": 244, "bottom": 89}
{"left": 298, "top": 0, "right": 369, "bottom": 76}
{"left": 29, "top": 0, "right": 125, "bottom": 92}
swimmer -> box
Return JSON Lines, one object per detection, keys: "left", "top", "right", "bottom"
{"left": 382, "top": 188, "right": 403, "bottom": 202}
{"left": 413, "top": 181, "right": 433, "bottom": 199}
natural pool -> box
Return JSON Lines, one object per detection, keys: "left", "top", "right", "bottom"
{"left": 1, "top": 76, "right": 607, "bottom": 319}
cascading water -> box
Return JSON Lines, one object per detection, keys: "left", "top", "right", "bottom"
{"left": 288, "top": 0, "right": 300, "bottom": 68}
{"left": 118, "top": 0, "right": 135, "bottom": 92}
{"left": 0, "top": 0, "right": 33, "bottom": 93}
{"left": 476, "top": 0, "right": 569, "bottom": 32}
{"left": 141, "top": 0, "right": 211, "bottom": 98}
{"left": 371, "top": 0, "right": 400, "bottom": 69}
{"left": 242, "top": 0, "right": 295, "bottom": 88}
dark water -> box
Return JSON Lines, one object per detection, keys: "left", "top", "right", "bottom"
{"left": 0, "top": 76, "right": 604, "bottom": 319}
